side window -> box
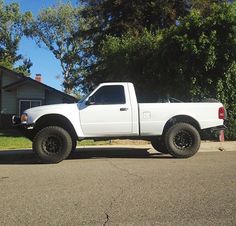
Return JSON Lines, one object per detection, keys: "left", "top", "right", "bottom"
{"left": 92, "top": 85, "right": 126, "bottom": 105}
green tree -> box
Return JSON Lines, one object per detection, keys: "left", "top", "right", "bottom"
{"left": 162, "top": 2, "right": 236, "bottom": 140}
{"left": 217, "top": 62, "right": 236, "bottom": 140}
{"left": 0, "top": 0, "right": 32, "bottom": 75}
{"left": 191, "top": 0, "right": 228, "bottom": 15}
{"left": 161, "top": 2, "right": 236, "bottom": 100}
{"left": 80, "top": 0, "right": 228, "bottom": 87}
{"left": 27, "top": 3, "right": 85, "bottom": 94}
{"left": 80, "top": 0, "right": 192, "bottom": 87}
{"left": 98, "top": 2, "right": 236, "bottom": 139}
{"left": 97, "top": 31, "right": 165, "bottom": 101}
{"left": 81, "top": 0, "right": 190, "bottom": 38}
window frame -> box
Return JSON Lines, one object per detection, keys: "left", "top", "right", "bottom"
{"left": 19, "top": 99, "right": 42, "bottom": 115}
{"left": 91, "top": 85, "right": 126, "bottom": 105}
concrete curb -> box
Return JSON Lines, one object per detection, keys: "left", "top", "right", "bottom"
{"left": 0, "top": 141, "right": 235, "bottom": 153}
{"left": 78, "top": 141, "right": 236, "bottom": 153}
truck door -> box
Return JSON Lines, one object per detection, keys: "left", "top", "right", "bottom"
{"left": 79, "top": 84, "right": 132, "bottom": 136}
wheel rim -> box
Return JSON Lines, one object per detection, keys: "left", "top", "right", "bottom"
{"left": 42, "top": 135, "right": 62, "bottom": 154}
{"left": 173, "top": 130, "right": 193, "bottom": 150}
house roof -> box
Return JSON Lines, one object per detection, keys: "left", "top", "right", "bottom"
{"left": 0, "top": 66, "right": 77, "bottom": 102}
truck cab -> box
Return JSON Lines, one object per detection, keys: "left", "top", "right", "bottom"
{"left": 78, "top": 82, "right": 139, "bottom": 137}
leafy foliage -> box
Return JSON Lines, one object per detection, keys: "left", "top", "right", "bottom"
{"left": 98, "top": 2, "right": 235, "bottom": 98}
{"left": 27, "top": 3, "right": 85, "bottom": 94}
{"left": 0, "top": 0, "right": 32, "bottom": 75}
{"left": 98, "top": 2, "right": 236, "bottom": 139}
{"left": 217, "top": 62, "right": 236, "bottom": 140}
{"left": 80, "top": 0, "right": 192, "bottom": 89}
{"left": 81, "top": 0, "right": 190, "bottom": 39}
{"left": 190, "top": 0, "right": 228, "bottom": 15}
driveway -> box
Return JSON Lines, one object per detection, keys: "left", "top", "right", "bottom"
{"left": 0, "top": 143, "right": 235, "bottom": 226}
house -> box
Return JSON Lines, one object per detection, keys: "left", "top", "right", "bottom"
{"left": 0, "top": 66, "right": 77, "bottom": 129}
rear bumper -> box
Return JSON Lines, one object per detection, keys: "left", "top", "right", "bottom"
{"left": 208, "top": 119, "right": 228, "bottom": 131}
{"left": 211, "top": 124, "right": 227, "bottom": 131}
{"left": 200, "top": 121, "right": 227, "bottom": 140}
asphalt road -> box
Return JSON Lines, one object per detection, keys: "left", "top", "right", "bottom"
{"left": 0, "top": 146, "right": 235, "bottom": 226}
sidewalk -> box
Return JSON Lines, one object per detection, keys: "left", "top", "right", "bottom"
{"left": 78, "top": 141, "right": 236, "bottom": 153}
{"left": 0, "top": 141, "right": 235, "bottom": 153}
{"left": 199, "top": 141, "right": 236, "bottom": 152}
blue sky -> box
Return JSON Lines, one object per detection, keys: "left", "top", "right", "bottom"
{"left": 5, "top": 0, "right": 78, "bottom": 91}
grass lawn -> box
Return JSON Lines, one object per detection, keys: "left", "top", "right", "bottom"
{"left": 0, "top": 130, "right": 32, "bottom": 150}
{"left": 0, "top": 130, "right": 148, "bottom": 150}
{"left": 0, "top": 130, "right": 110, "bottom": 150}
{"left": 0, "top": 136, "right": 32, "bottom": 150}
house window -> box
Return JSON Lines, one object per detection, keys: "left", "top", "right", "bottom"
{"left": 19, "top": 100, "right": 42, "bottom": 114}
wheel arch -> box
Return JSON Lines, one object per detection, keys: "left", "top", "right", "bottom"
{"left": 162, "top": 115, "right": 201, "bottom": 135}
{"left": 34, "top": 114, "right": 78, "bottom": 140}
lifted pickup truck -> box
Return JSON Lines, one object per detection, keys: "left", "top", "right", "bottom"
{"left": 13, "top": 82, "right": 226, "bottom": 163}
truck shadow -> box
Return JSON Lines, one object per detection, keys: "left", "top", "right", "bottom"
{"left": 0, "top": 150, "right": 38, "bottom": 164}
{"left": 70, "top": 147, "right": 172, "bottom": 159}
{"left": 0, "top": 147, "right": 172, "bottom": 164}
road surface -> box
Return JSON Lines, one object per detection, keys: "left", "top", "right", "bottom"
{"left": 0, "top": 145, "right": 235, "bottom": 226}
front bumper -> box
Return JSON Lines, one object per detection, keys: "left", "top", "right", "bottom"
{"left": 12, "top": 115, "right": 34, "bottom": 140}
{"left": 12, "top": 115, "right": 21, "bottom": 126}
{"left": 12, "top": 115, "right": 34, "bottom": 128}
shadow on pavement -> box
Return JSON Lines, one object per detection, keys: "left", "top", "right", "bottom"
{"left": 0, "top": 150, "right": 39, "bottom": 165}
{"left": 0, "top": 147, "right": 172, "bottom": 164}
{"left": 69, "top": 147, "right": 172, "bottom": 160}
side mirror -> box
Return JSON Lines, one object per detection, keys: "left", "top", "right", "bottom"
{"left": 85, "top": 96, "right": 95, "bottom": 105}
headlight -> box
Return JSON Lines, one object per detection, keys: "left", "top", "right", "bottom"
{"left": 20, "top": 113, "right": 28, "bottom": 123}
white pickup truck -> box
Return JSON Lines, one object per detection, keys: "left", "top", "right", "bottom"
{"left": 13, "top": 82, "right": 226, "bottom": 163}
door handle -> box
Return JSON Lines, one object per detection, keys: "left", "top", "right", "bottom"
{"left": 120, "top": 108, "right": 128, "bottom": 111}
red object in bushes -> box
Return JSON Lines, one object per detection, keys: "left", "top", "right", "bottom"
{"left": 219, "top": 130, "right": 225, "bottom": 142}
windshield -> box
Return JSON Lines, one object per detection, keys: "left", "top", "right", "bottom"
{"left": 78, "top": 93, "right": 89, "bottom": 103}
{"left": 78, "top": 85, "right": 98, "bottom": 103}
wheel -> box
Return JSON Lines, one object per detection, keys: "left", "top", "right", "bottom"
{"left": 165, "top": 123, "right": 200, "bottom": 158}
{"left": 33, "top": 126, "right": 72, "bottom": 163}
{"left": 151, "top": 138, "right": 169, "bottom": 154}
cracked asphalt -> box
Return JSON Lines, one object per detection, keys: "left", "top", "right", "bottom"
{"left": 0, "top": 145, "right": 236, "bottom": 226}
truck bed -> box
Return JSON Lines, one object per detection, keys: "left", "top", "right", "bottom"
{"left": 139, "top": 102, "right": 224, "bottom": 136}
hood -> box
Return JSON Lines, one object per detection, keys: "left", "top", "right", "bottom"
{"left": 24, "top": 103, "right": 77, "bottom": 114}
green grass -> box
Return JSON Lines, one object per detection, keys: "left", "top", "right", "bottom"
{"left": 79, "top": 140, "right": 111, "bottom": 146}
{"left": 0, "top": 130, "right": 32, "bottom": 150}
{"left": 0, "top": 130, "right": 110, "bottom": 150}
{"left": 0, "top": 136, "right": 32, "bottom": 150}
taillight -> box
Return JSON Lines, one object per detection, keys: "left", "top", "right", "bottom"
{"left": 218, "top": 107, "right": 225, "bottom": 119}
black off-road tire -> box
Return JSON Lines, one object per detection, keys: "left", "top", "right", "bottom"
{"left": 151, "top": 138, "right": 169, "bottom": 154}
{"left": 165, "top": 123, "right": 201, "bottom": 158}
{"left": 33, "top": 126, "right": 72, "bottom": 164}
